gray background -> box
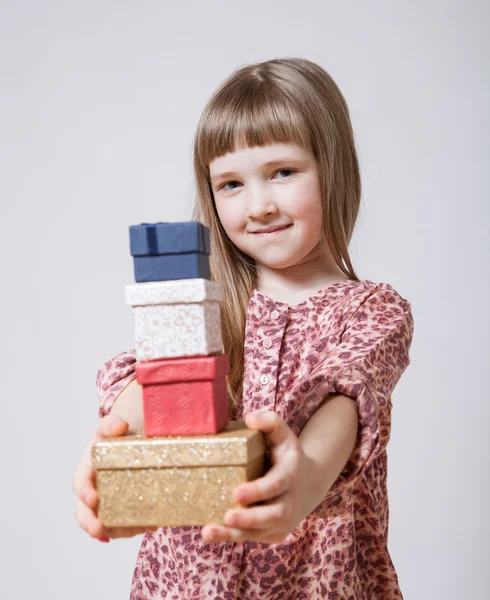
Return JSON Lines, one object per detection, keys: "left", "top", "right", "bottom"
{"left": 1, "top": 1, "right": 488, "bottom": 598}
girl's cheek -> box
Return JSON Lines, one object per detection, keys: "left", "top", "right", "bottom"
{"left": 282, "top": 179, "right": 318, "bottom": 215}
{"left": 219, "top": 208, "right": 244, "bottom": 233}
{"left": 215, "top": 200, "right": 237, "bottom": 224}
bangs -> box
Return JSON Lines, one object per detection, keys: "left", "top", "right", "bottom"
{"left": 195, "top": 87, "right": 313, "bottom": 173}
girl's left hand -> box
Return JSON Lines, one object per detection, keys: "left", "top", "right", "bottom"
{"left": 201, "top": 411, "right": 318, "bottom": 545}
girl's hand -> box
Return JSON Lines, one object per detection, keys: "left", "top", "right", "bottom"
{"left": 201, "top": 411, "right": 317, "bottom": 545}
{"left": 72, "top": 414, "right": 158, "bottom": 542}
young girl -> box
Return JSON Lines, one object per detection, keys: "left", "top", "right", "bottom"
{"left": 73, "top": 57, "right": 414, "bottom": 599}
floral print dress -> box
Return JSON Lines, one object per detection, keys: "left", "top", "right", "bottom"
{"left": 96, "top": 279, "right": 414, "bottom": 599}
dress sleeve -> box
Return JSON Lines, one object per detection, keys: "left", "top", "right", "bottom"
{"left": 96, "top": 350, "right": 137, "bottom": 418}
{"left": 283, "top": 285, "right": 414, "bottom": 511}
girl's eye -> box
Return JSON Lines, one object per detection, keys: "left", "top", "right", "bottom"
{"left": 274, "top": 169, "right": 296, "bottom": 179}
{"left": 220, "top": 180, "right": 242, "bottom": 192}
{"left": 218, "top": 169, "right": 296, "bottom": 191}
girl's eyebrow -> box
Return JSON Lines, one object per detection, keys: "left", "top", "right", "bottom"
{"left": 210, "top": 157, "right": 301, "bottom": 183}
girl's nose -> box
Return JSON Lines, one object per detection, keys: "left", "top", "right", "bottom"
{"left": 246, "top": 185, "right": 278, "bottom": 219}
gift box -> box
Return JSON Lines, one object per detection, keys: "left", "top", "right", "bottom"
{"left": 136, "top": 354, "right": 230, "bottom": 436}
{"left": 125, "top": 279, "right": 223, "bottom": 361}
{"left": 133, "top": 253, "right": 210, "bottom": 283}
{"left": 130, "top": 222, "right": 211, "bottom": 283}
{"left": 92, "top": 421, "right": 268, "bottom": 527}
{"left": 130, "top": 222, "right": 211, "bottom": 256}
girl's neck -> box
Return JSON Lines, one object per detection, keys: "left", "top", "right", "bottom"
{"left": 255, "top": 246, "right": 349, "bottom": 306}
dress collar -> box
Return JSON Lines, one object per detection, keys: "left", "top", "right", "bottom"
{"left": 250, "top": 280, "right": 359, "bottom": 313}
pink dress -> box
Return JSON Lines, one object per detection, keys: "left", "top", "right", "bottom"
{"left": 96, "top": 279, "right": 414, "bottom": 599}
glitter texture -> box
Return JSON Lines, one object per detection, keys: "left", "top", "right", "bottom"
{"left": 93, "top": 421, "right": 267, "bottom": 527}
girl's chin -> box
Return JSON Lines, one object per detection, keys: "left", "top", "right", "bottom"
{"left": 253, "top": 256, "right": 298, "bottom": 270}
{"left": 238, "top": 246, "right": 303, "bottom": 270}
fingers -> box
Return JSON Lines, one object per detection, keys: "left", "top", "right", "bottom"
{"left": 233, "top": 468, "right": 290, "bottom": 505}
{"left": 201, "top": 521, "right": 287, "bottom": 545}
{"left": 233, "top": 459, "right": 295, "bottom": 505}
{"left": 94, "top": 414, "right": 129, "bottom": 441}
{"left": 75, "top": 499, "right": 158, "bottom": 540}
{"left": 76, "top": 498, "right": 104, "bottom": 539}
{"left": 72, "top": 442, "right": 98, "bottom": 509}
{"left": 73, "top": 415, "right": 129, "bottom": 507}
{"left": 74, "top": 414, "right": 157, "bottom": 542}
{"left": 73, "top": 414, "right": 132, "bottom": 541}
{"left": 224, "top": 493, "right": 290, "bottom": 530}
{"left": 203, "top": 491, "right": 293, "bottom": 543}
{"left": 244, "top": 411, "right": 296, "bottom": 449}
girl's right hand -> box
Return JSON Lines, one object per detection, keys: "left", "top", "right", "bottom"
{"left": 73, "top": 413, "right": 158, "bottom": 541}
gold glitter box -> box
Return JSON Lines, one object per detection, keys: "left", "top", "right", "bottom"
{"left": 92, "top": 420, "right": 268, "bottom": 527}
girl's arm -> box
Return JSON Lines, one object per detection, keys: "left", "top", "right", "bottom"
{"left": 110, "top": 378, "right": 144, "bottom": 429}
{"left": 96, "top": 350, "right": 139, "bottom": 423}
{"left": 201, "top": 287, "right": 413, "bottom": 544}
{"left": 297, "top": 392, "right": 359, "bottom": 512}
{"left": 201, "top": 404, "right": 359, "bottom": 544}
{"left": 108, "top": 383, "right": 359, "bottom": 512}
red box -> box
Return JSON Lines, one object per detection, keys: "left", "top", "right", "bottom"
{"left": 135, "top": 354, "right": 230, "bottom": 436}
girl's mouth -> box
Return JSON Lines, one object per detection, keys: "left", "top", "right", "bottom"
{"left": 252, "top": 224, "right": 293, "bottom": 236}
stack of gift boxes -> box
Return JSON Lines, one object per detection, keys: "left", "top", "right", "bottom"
{"left": 92, "top": 222, "right": 267, "bottom": 528}
{"left": 126, "top": 221, "right": 229, "bottom": 437}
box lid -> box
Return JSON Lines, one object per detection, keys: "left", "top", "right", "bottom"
{"left": 135, "top": 354, "right": 229, "bottom": 384}
{"left": 92, "top": 421, "right": 267, "bottom": 470}
{"left": 130, "top": 222, "right": 211, "bottom": 257}
{"left": 125, "top": 279, "right": 222, "bottom": 307}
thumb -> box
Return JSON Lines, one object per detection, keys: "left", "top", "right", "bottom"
{"left": 244, "top": 411, "right": 296, "bottom": 448}
{"left": 94, "top": 414, "right": 129, "bottom": 441}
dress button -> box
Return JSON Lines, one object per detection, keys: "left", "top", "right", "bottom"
{"left": 271, "top": 310, "right": 280, "bottom": 319}
{"left": 259, "top": 375, "right": 270, "bottom": 386}
{"left": 263, "top": 338, "right": 272, "bottom": 349}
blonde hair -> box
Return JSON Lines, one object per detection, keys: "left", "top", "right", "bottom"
{"left": 192, "top": 57, "right": 361, "bottom": 412}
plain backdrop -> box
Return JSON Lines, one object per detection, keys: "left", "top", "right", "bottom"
{"left": 0, "top": 1, "right": 488, "bottom": 598}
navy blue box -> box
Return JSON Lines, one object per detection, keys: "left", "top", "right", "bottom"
{"left": 134, "top": 253, "right": 210, "bottom": 283}
{"left": 130, "top": 222, "right": 210, "bottom": 257}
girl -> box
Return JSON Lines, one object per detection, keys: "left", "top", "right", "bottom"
{"left": 73, "top": 58, "right": 414, "bottom": 599}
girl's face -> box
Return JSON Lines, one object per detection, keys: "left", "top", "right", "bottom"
{"left": 209, "top": 142, "right": 326, "bottom": 270}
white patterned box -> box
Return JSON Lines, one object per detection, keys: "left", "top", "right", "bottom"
{"left": 125, "top": 279, "right": 223, "bottom": 361}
